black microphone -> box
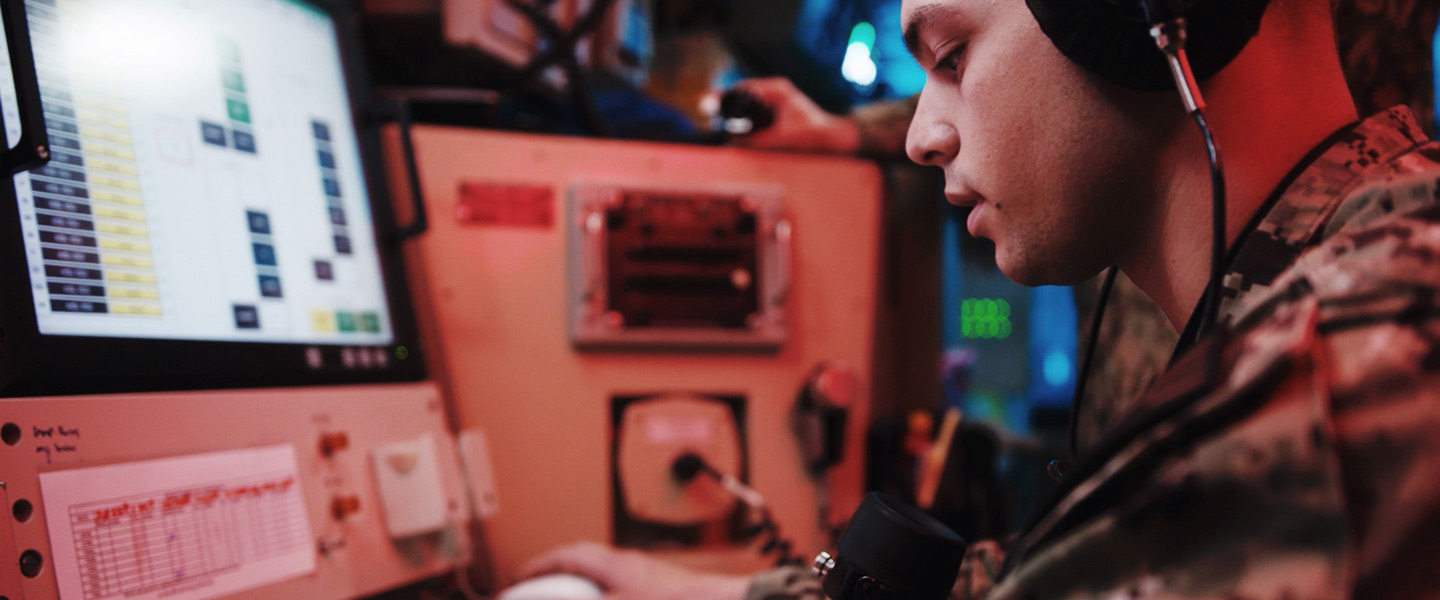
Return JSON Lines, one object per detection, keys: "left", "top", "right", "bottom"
{"left": 717, "top": 89, "right": 776, "bottom": 136}
{"left": 813, "top": 492, "right": 966, "bottom": 600}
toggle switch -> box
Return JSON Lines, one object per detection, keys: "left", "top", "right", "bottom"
{"left": 319, "top": 432, "right": 350, "bottom": 457}
{"left": 317, "top": 535, "right": 347, "bottom": 556}
{"left": 331, "top": 495, "right": 361, "bottom": 520}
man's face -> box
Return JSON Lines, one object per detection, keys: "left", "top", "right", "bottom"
{"left": 902, "top": 0, "right": 1168, "bottom": 286}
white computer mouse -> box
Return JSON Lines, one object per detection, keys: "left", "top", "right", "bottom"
{"left": 497, "top": 573, "right": 605, "bottom": 600}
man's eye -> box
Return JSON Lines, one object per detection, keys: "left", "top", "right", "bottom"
{"left": 935, "top": 45, "right": 967, "bottom": 73}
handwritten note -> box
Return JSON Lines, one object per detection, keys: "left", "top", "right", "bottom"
{"left": 39, "top": 445, "right": 315, "bottom": 600}
{"left": 35, "top": 424, "right": 82, "bottom": 464}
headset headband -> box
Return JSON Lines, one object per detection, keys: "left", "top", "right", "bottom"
{"left": 1025, "top": 0, "right": 1273, "bottom": 90}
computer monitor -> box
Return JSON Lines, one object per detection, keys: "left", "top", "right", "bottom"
{"left": 0, "top": 0, "right": 425, "bottom": 396}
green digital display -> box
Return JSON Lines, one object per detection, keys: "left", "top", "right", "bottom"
{"left": 960, "top": 298, "right": 1012, "bottom": 340}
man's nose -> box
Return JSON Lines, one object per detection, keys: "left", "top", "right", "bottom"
{"left": 905, "top": 90, "right": 960, "bottom": 167}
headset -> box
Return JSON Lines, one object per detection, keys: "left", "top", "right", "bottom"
{"left": 1027, "top": 0, "right": 1271, "bottom": 92}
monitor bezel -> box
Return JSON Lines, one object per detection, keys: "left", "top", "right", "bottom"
{"left": 0, "top": 0, "right": 429, "bottom": 397}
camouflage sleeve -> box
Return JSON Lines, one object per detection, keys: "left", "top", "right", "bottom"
{"left": 742, "top": 566, "right": 820, "bottom": 600}
{"left": 950, "top": 540, "right": 1005, "bottom": 600}
{"left": 1271, "top": 202, "right": 1440, "bottom": 596}
{"left": 1322, "top": 295, "right": 1440, "bottom": 596}
{"left": 851, "top": 94, "right": 919, "bottom": 158}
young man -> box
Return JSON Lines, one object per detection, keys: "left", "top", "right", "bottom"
{"left": 524, "top": 0, "right": 1440, "bottom": 597}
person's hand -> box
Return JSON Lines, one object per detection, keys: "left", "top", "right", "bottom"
{"left": 719, "top": 78, "right": 861, "bottom": 154}
{"left": 517, "top": 541, "right": 752, "bottom": 600}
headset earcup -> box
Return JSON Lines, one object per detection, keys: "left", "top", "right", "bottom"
{"left": 1025, "top": 0, "right": 1272, "bottom": 91}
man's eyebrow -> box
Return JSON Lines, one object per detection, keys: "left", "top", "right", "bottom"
{"left": 902, "top": 4, "right": 960, "bottom": 61}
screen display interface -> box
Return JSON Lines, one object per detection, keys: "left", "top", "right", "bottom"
{"left": 4, "top": 0, "right": 394, "bottom": 345}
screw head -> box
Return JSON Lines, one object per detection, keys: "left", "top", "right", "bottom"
{"left": 811, "top": 551, "right": 834, "bottom": 577}
{"left": 730, "top": 268, "right": 752, "bottom": 290}
{"left": 19, "top": 549, "right": 43, "bottom": 578}
{"left": 775, "top": 219, "right": 792, "bottom": 241}
{"left": 585, "top": 212, "right": 604, "bottom": 234}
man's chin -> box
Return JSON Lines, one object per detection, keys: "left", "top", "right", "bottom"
{"left": 995, "top": 248, "right": 1097, "bottom": 288}
{"left": 996, "top": 264, "right": 1050, "bottom": 287}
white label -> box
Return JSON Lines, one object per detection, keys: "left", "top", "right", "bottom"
{"left": 40, "top": 445, "right": 315, "bottom": 600}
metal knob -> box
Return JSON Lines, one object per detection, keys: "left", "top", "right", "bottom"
{"left": 320, "top": 432, "right": 350, "bottom": 457}
{"left": 331, "top": 495, "right": 361, "bottom": 520}
{"left": 812, "top": 551, "right": 836, "bottom": 577}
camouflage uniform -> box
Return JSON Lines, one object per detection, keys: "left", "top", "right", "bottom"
{"left": 1333, "top": 0, "right": 1438, "bottom": 136}
{"left": 746, "top": 107, "right": 1440, "bottom": 600}
{"left": 1073, "top": 270, "right": 1178, "bottom": 453}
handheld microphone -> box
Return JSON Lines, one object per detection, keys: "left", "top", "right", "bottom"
{"left": 716, "top": 89, "right": 776, "bottom": 136}
{"left": 813, "top": 493, "right": 966, "bottom": 600}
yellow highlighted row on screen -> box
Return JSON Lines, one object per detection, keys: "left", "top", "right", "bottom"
{"left": 110, "top": 302, "right": 162, "bottom": 316}
{"left": 83, "top": 144, "right": 135, "bottom": 161}
{"left": 87, "top": 159, "right": 138, "bottom": 176}
{"left": 75, "top": 110, "right": 128, "bottom": 131}
{"left": 91, "top": 189, "right": 142, "bottom": 206}
{"left": 92, "top": 205, "right": 145, "bottom": 222}
{"left": 96, "top": 222, "right": 147, "bottom": 237}
{"left": 104, "top": 270, "right": 156, "bottom": 285}
{"left": 101, "top": 253, "right": 152, "bottom": 268}
{"left": 78, "top": 126, "right": 132, "bottom": 146}
{"left": 107, "top": 286, "right": 159, "bottom": 300}
{"left": 89, "top": 173, "right": 140, "bottom": 191}
{"left": 98, "top": 237, "right": 150, "bottom": 253}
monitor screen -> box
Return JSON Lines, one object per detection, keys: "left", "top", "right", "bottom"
{"left": 0, "top": 0, "right": 426, "bottom": 395}
{"left": 12, "top": 0, "right": 392, "bottom": 343}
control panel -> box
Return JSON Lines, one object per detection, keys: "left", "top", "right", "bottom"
{"left": 0, "top": 383, "right": 470, "bottom": 600}
{"left": 385, "top": 127, "right": 883, "bottom": 578}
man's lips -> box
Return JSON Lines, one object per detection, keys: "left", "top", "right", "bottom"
{"left": 944, "top": 189, "right": 983, "bottom": 208}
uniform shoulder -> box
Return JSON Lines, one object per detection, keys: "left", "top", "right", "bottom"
{"left": 1229, "top": 191, "right": 1440, "bottom": 338}
{"left": 1323, "top": 153, "right": 1440, "bottom": 240}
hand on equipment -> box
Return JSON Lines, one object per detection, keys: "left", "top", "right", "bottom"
{"left": 517, "top": 541, "right": 752, "bottom": 600}
{"left": 712, "top": 78, "right": 860, "bottom": 154}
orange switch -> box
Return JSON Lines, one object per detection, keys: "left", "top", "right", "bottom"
{"left": 331, "top": 495, "right": 361, "bottom": 520}
{"left": 319, "top": 432, "right": 350, "bottom": 457}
